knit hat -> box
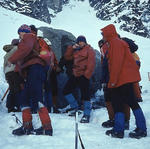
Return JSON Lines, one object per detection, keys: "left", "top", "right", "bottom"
{"left": 30, "top": 25, "right": 37, "bottom": 35}
{"left": 76, "top": 35, "right": 87, "bottom": 44}
{"left": 18, "top": 24, "right": 31, "bottom": 34}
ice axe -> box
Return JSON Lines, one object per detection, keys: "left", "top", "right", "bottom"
{"left": 0, "top": 88, "right": 9, "bottom": 104}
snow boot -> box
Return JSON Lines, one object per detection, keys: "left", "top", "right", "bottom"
{"left": 34, "top": 126, "right": 53, "bottom": 136}
{"left": 102, "top": 120, "right": 114, "bottom": 128}
{"left": 129, "top": 128, "right": 147, "bottom": 139}
{"left": 12, "top": 108, "right": 33, "bottom": 136}
{"left": 12, "top": 126, "right": 34, "bottom": 136}
{"left": 106, "top": 129, "right": 124, "bottom": 139}
{"left": 80, "top": 115, "right": 90, "bottom": 123}
{"left": 38, "top": 106, "right": 53, "bottom": 136}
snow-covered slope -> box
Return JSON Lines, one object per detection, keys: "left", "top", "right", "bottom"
{"left": 0, "top": 2, "right": 150, "bottom": 149}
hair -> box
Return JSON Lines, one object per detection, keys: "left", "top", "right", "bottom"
{"left": 98, "top": 39, "right": 104, "bottom": 48}
{"left": 30, "top": 25, "right": 38, "bottom": 34}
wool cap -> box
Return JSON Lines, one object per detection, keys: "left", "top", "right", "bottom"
{"left": 76, "top": 35, "right": 87, "bottom": 44}
{"left": 18, "top": 24, "right": 31, "bottom": 34}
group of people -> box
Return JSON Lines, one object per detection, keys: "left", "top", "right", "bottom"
{"left": 3, "top": 24, "right": 95, "bottom": 136}
{"left": 98, "top": 24, "right": 147, "bottom": 139}
{"left": 2, "top": 23, "right": 147, "bottom": 139}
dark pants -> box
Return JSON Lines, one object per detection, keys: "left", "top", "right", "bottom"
{"left": 6, "top": 91, "right": 21, "bottom": 110}
{"left": 5, "top": 71, "right": 24, "bottom": 93}
{"left": 20, "top": 64, "right": 46, "bottom": 111}
{"left": 110, "top": 83, "right": 140, "bottom": 113}
{"left": 63, "top": 75, "right": 90, "bottom": 101}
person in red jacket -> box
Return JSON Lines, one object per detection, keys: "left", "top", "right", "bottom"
{"left": 99, "top": 39, "right": 130, "bottom": 130}
{"left": 101, "top": 24, "right": 147, "bottom": 139}
{"left": 63, "top": 35, "right": 95, "bottom": 123}
{"left": 8, "top": 24, "right": 53, "bottom": 136}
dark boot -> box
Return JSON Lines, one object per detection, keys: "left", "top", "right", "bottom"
{"left": 12, "top": 125, "right": 34, "bottom": 136}
{"left": 106, "top": 129, "right": 124, "bottom": 138}
{"left": 80, "top": 115, "right": 90, "bottom": 123}
{"left": 129, "top": 128, "right": 147, "bottom": 139}
{"left": 34, "top": 126, "right": 53, "bottom": 136}
{"left": 102, "top": 120, "right": 114, "bottom": 128}
{"left": 12, "top": 108, "right": 33, "bottom": 136}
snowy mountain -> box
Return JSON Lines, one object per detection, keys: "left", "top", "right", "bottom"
{"left": 0, "top": 0, "right": 150, "bottom": 38}
{"left": 0, "top": 1, "right": 150, "bottom": 149}
{"left": 90, "top": 0, "right": 150, "bottom": 38}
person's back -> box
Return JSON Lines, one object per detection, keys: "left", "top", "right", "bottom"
{"left": 101, "top": 24, "right": 147, "bottom": 139}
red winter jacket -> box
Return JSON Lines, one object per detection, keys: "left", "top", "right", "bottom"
{"left": 65, "top": 45, "right": 95, "bottom": 79}
{"left": 8, "top": 33, "right": 45, "bottom": 69}
{"left": 101, "top": 24, "right": 141, "bottom": 88}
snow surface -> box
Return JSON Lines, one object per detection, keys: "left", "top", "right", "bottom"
{"left": 0, "top": 0, "right": 150, "bottom": 149}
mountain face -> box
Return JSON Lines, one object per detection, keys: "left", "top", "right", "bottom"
{"left": 89, "top": 0, "right": 150, "bottom": 38}
{"left": 0, "top": 0, "right": 150, "bottom": 38}
{"left": 0, "top": 0, "right": 51, "bottom": 23}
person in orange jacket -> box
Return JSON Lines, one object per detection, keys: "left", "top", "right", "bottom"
{"left": 98, "top": 39, "right": 130, "bottom": 130}
{"left": 63, "top": 35, "right": 95, "bottom": 123}
{"left": 101, "top": 24, "right": 147, "bottom": 139}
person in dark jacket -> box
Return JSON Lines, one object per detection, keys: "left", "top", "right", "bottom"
{"left": 8, "top": 24, "right": 53, "bottom": 136}
{"left": 63, "top": 36, "right": 95, "bottom": 123}
{"left": 101, "top": 24, "right": 147, "bottom": 139}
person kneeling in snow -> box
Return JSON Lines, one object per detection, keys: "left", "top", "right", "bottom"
{"left": 8, "top": 24, "right": 53, "bottom": 136}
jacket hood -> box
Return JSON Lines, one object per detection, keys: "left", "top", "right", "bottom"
{"left": 101, "top": 24, "right": 118, "bottom": 41}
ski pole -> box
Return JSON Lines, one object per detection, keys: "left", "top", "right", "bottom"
{"left": 78, "top": 129, "right": 85, "bottom": 149}
{"left": 75, "top": 110, "right": 78, "bottom": 149}
{"left": 12, "top": 114, "right": 22, "bottom": 125}
{"left": 0, "top": 88, "right": 9, "bottom": 103}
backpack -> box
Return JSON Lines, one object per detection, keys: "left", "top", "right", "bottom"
{"left": 37, "top": 37, "right": 52, "bottom": 66}
{"left": 122, "top": 37, "right": 138, "bottom": 53}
